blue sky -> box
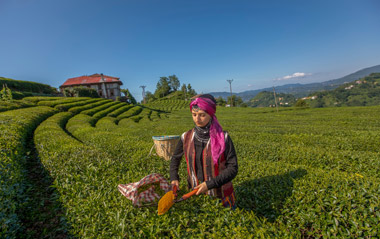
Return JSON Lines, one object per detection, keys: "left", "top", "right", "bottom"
{"left": 1, "top": 0, "right": 379, "bottom": 102}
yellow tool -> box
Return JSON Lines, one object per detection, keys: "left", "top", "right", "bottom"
{"left": 157, "top": 185, "right": 198, "bottom": 215}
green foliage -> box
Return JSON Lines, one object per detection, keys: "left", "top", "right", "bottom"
{"left": 68, "top": 99, "right": 112, "bottom": 114}
{"left": 294, "top": 99, "right": 308, "bottom": 107}
{"left": 144, "top": 99, "right": 189, "bottom": 112}
{"left": 0, "top": 77, "right": 57, "bottom": 94}
{"left": 107, "top": 104, "right": 134, "bottom": 117}
{"left": 117, "top": 106, "right": 143, "bottom": 121}
{"left": 36, "top": 97, "right": 89, "bottom": 107}
{"left": 2, "top": 98, "right": 380, "bottom": 237}
{"left": 92, "top": 102, "right": 125, "bottom": 120}
{"left": 227, "top": 95, "right": 247, "bottom": 107}
{"left": 1, "top": 84, "right": 13, "bottom": 101}
{"left": 153, "top": 76, "right": 196, "bottom": 101}
{"left": 216, "top": 96, "right": 227, "bottom": 106}
{"left": 80, "top": 101, "right": 119, "bottom": 116}
{"left": 249, "top": 91, "right": 296, "bottom": 107}
{"left": 54, "top": 98, "right": 103, "bottom": 112}
{"left": 121, "top": 88, "right": 137, "bottom": 104}
{"left": 0, "top": 100, "right": 35, "bottom": 112}
{"left": 154, "top": 77, "right": 171, "bottom": 98}
{"left": 73, "top": 87, "right": 100, "bottom": 98}
{"left": 169, "top": 75, "right": 180, "bottom": 91}
{"left": 186, "top": 84, "right": 196, "bottom": 97}
{"left": 0, "top": 106, "right": 57, "bottom": 238}
{"left": 144, "top": 91, "right": 156, "bottom": 103}
{"left": 63, "top": 87, "right": 99, "bottom": 98}
{"left": 23, "top": 96, "right": 64, "bottom": 103}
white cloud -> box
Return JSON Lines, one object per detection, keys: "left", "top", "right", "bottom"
{"left": 275, "top": 72, "right": 312, "bottom": 81}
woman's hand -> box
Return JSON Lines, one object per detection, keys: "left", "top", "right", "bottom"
{"left": 171, "top": 180, "right": 179, "bottom": 189}
{"left": 194, "top": 182, "right": 208, "bottom": 195}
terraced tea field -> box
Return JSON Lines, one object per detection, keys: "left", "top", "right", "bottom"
{"left": 1, "top": 97, "right": 379, "bottom": 238}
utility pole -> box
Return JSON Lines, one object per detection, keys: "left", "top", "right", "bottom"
{"left": 227, "top": 79, "right": 233, "bottom": 107}
{"left": 140, "top": 85, "right": 146, "bottom": 104}
{"left": 272, "top": 86, "right": 279, "bottom": 112}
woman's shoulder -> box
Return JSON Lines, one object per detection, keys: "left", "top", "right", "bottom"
{"left": 181, "top": 128, "right": 195, "bottom": 141}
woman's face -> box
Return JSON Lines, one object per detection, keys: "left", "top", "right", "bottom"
{"left": 192, "top": 108, "right": 211, "bottom": 127}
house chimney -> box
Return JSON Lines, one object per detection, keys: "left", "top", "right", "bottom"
{"left": 100, "top": 73, "right": 104, "bottom": 82}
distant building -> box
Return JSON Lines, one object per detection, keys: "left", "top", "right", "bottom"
{"left": 60, "top": 73, "right": 123, "bottom": 100}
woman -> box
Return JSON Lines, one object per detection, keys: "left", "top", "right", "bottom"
{"left": 170, "top": 94, "right": 238, "bottom": 208}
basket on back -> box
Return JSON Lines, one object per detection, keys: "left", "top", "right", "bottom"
{"left": 152, "top": 135, "right": 180, "bottom": 161}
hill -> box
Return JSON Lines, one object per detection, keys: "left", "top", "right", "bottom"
{"left": 209, "top": 64, "right": 380, "bottom": 101}
{"left": 307, "top": 73, "right": 380, "bottom": 107}
{"left": 0, "top": 77, "right": 57, "bottom": 98}
{"left": 248, "top": 91, "right": 296, "bottom": 107}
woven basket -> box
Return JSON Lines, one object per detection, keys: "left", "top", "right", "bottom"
{"left": 152, "top": 135, "right": 180, "bottom": 161}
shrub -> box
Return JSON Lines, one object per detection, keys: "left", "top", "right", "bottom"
{"left": 0, "top": 106, "right": 57, "bottom": 238}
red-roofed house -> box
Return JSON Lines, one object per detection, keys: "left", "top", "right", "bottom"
{"left": 60, "top": 73, "right": 123, "bottom": 100}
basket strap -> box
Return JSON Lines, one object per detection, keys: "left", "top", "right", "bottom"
{"left": 147, "top": 143, "right": 156, "bottom": 158}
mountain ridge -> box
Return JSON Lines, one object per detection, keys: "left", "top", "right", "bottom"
{"left": 208, "top": 64, "right": 380, "bottom": 101}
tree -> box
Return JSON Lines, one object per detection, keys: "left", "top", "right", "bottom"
{"left": 216, "top": 96, "right": 227, "bottom": 106}
{"left": 181, "top": 84, "right": 187, "bottom": 100}
{"left": 121, "top": 89, "right": 137, "bottom": 104}
{"left": 145, "top": 91, "right": 156, "bottom": 103}
{"left": 295, "top": 99, "right": 308, "bottom": 107}
{"left": 169, "top": 75, "right": 180, "bottom": 91}
{"left": 72, "top": 87, "right": 99, "bottom": 98}
{"left": 154, "top": 77, "right": 171, "bottom": 98}
{"left": 227, "top": 95, "right": 244, "bottom": 107}
{"left": 187, "top": 84, "right": 196, "bottom": 97}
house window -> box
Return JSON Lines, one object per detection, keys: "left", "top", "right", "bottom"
{"left": 98, "top": 90, "right": 103, "bottom": 96}
{"left": 110, "top": 89, "right": 114, "bottom": 96}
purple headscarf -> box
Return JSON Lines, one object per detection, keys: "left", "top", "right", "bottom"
{"left": 190, "top": 97, "right": 225, "bottom": 165}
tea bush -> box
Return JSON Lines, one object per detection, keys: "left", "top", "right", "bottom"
{"left": 92, "top": 102, "right": 125, "bottom": 120}
{"left": 116, "top": 106, "right": 143, "bottom": 121}
{"left": 0, "top": 100, "right": 36, "bottom": 112}
{"left": 107, "top": 104, "right": 134, "bottom": 117}
{"left": 2, "top": 97, "right": 380, "bottom": 237}
{"left": 0, "top": 106, "right": 57, "bottom": 238}
{"left": 54, "top": 98, "right": 102, "bottom": 111}
{"left": 80, "top": 101, "right": 120, "bottom": 116}
{"left": 68, "top": 99, "right": 112, "bottom": 114}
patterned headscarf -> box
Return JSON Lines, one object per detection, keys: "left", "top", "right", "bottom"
{"left": 190, "top": 95, "right": 225, "bottom": 165}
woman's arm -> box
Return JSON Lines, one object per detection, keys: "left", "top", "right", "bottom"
{"left": 206, "top": 134, "right": 238, "bottom": 190}
{"left": 169, "top": 139, "right": 184, "bottom": 182}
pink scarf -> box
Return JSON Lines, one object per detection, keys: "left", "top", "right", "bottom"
{"left": 190, "top": 97, "right": 225, "bottom": 165}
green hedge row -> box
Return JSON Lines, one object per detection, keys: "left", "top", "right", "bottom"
{"left": 23, "top": 96, "right": 63, "bottom": 103}
{"left": 92, "top": 102, "right": 125, "bottom": 120}
{"left": 68, "top": 99, "right": 112, "bottom": 114}
{"left": 34, "top": 112, "right": 122, "bottom": 237}
{"left": 64, "top": 106, "right": 277, "bottom": 238}
{"left": 107, "top": 104, "right": 133, "bottom": 117}
{"left": 0, "top": 77, "right": 56, "bottom": 94}
{"left": 0, "top": 106, "right": 58, "bottom": 238}
{"left": 0, "top": 100, "right": 36, "bottom": 112}
{"left": 149, "top": 110, "right": 161, "bottom": 121}
{"left": 54, "top": 98, "right": 102, "bottom": 112}
{"left": 67, "top": 105, "right": 380, "bottom": 237}
{"left": 80, "top": 101, "right": 119, "bottom": 116}
{"left": 43, "top": 112, "right": 208, "bottom": 237}
{"left": 116, "top": 106, "right": 143, "bottom": 121}
{"left": 37, "top": 97, "right": 90, "bottom": 107}
{"left": 145, "top": 99, "right": 189, "bottom": 112}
